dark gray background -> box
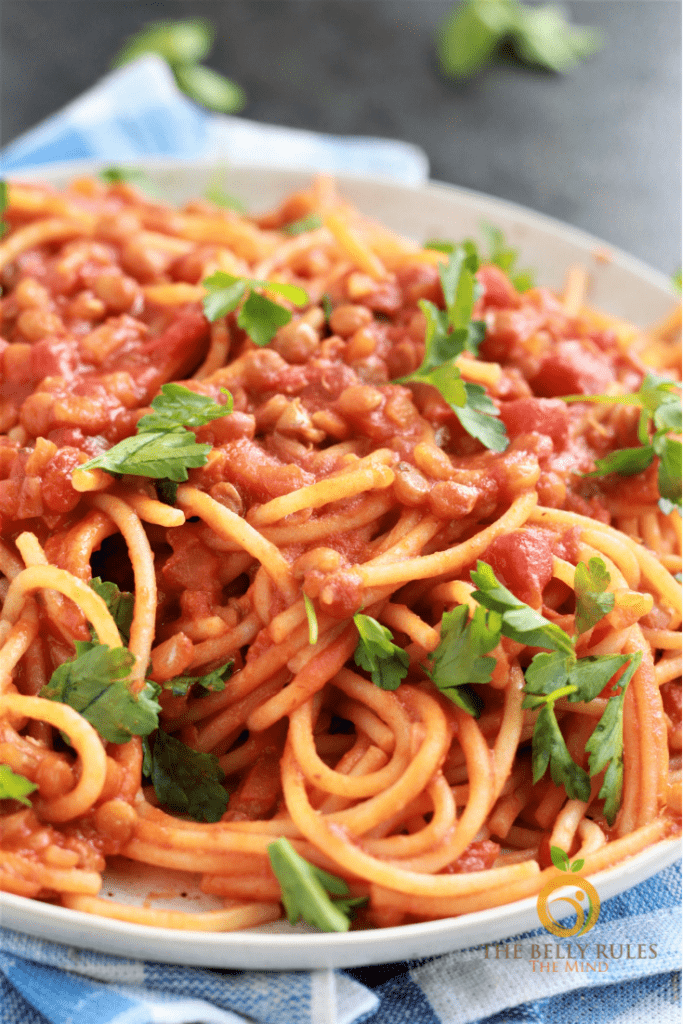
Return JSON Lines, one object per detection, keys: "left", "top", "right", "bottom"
{"left": 1, "top": 0, "right": 681, "bottom": 276}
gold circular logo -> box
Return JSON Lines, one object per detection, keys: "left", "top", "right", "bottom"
{"left": 537, "top": 873, "right": 601, "bottom": 937}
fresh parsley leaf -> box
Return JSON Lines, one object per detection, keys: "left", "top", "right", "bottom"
{"left": 532, "top": 701, "right": 591, "bottom": 802}
{"left": 512, "top": 2, "right": 604, "bottom": 73}
{"left": 162, "top": 661, "right": 233, "bottom": 697}
{"left": 321, "top": 293, "right": 333, "bottom": 322}
{"left": 79, "top": 430, "right": 212, "bottom": 482}
{"left": 89, "top": 577, "right": 134, "bottom": 645}
{"left": 155, "top": 479, "right": 179, "bottom": 506}
{"left": 40, "top": 641, "right": 160, "bottom": 744}
{"left": 204, "top": 184, "right": 246, "bottom": 212}
{"left": 174, "top": 62, "right": 245, "bottom": 113}
{"left": 112, "top": 19, "right": 245, "bottom": 114}
{"left": 437, "top": 0, "right": 602, "bottom": 80}
{"left": 427, "top": 604, "right": 500, "bottom": 716}
{"left": 113, "top": 18, "right": 214, "bottom": 67}
{"left": 283, "top": 213, "right": 323, "bottom": 236}
{"left": 100, "top": 167, "right": 151, "bottom": 189}
{"left": 136, "top": 383, "right": 233, "bottom": 433}
{"left": 437, "top": 0, "right": 515, "bottom": 78}
{"left": 0, "top": 764, "right": 37, "bottom": 806}
{"left": 672, "top": 268, "right": 682, "bottom": 294}
{"left": 574, "top": 557, "right": 614, "bottom": 635}
{"left": 470, "top": 561, "right": 574, "bottom": 654}
{"left": 589, "top": 445, "right": 655, "bottom": 479}
{"left": 394, "top": 250, "right": 507, "bottom": 453}
{"left": 267, "top": 838, "right": 365, "bottom": 932}
{"left": 566, "top": 374, "right": 681, "bottom": 511}
{"left": 480, "top": 222, "right": 535, "bottom": 291}
{"left": 523, "top": 650, "right": 632, "bottom": 709}
{"left": 424, "top": 239, "right": 456, "bottom": 254}
{"left": 148, "top": 728, "right": 228, "bottom": 822}
{"left": 455, "top": 381, "right": 509, "bottom": 451}
{"left": 654, "top": 434, "right": 682, "bottom": 512}
{"left": 585, "top": 652, "right": 641, "bottom": 824}
{"left": 79, "top": 383, "right": 233, "bottom": 482}
{"left": 0, "top": 179, "right": 9, "bottom": 239}
{"left": 353, "top": 614, "right": 409, "bottom": 690}
{"left": 237, "top": 290, "right": 292, "bottom": 347}
{"left": 303, "top": 594, "right": 319, "bottom": 646}
{"left": 202, "top": 271, "right": 309, "bottom": 346}
{"left": 569, "top": 654, "right": 633, "bottom": 705}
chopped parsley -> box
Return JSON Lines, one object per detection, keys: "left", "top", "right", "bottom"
{"left": 144, "top": 728, "right": 228, "bottom": 822}
{"left": 40, "top": 641, "right": 161, "bottom": 745}
{"left": 0, "top": 765, "right": 37, "bottom": 806}
{"left": 564, "top": 372, "right": 682, "bottom": 513}
{"left": 303, "top": 594, "right": 319, "bottom": 646}
{"left": 112, "top": 19, "right": 245, "bottom": 114}
{"left": 283, "top": 213, "right": 323, "bottom": 236}
{"left": 162, "top": 661, "right": 233, "bottom": 697}
{"left": 394, "top": 248, "right": 508, "bottom": 453}
{"left": 0, "top": 179, "right": 8, "bottom": 238}
{"left": 78, "top": 383, "right": 233, "bottom": 483}
{"left": 202, "top": 271, "right": 309, "bottom": 347}
{"left": 437, "top": 0, "right": 603, "bottom": 80}
{"left": 353, "top": 614, "right": 410, "bottom": 690}
{"left": 268, "top": 838, "right": 365, "bottom": 932}
{"left": 573, "top": 557, "right": 614, "bottom": 636}
{"left": 427, "top": 558, "right": 639, "bottom": 819}
{"left": 426, "top": 604, "right": 499, "bottom": 716}
{"left": 89, "top": 578, "right": 134, "bottom": 645}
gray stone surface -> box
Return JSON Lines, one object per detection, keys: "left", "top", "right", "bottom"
{"left": 1, "top": 0, "right": 680, "bottom": 273}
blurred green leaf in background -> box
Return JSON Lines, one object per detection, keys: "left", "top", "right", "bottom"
{"left": 112, "top": 19, "right": 246, "bottom": 113}
{"left": 438, "top": 0, "right": 604, "bottom": 80}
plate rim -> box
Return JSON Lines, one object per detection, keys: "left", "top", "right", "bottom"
{"left": 6, "top": 155, "right": 677, "bottom": 298}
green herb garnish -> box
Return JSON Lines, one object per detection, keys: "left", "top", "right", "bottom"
{"left": 162, "top": 661, "right": 233, "bottom": 697}
{"left": 353, "top": 613, "right": 410, "bottom": 691}
{"left": 79, "top": 383, "right": 233, "bottom": 483}
{"left": 437, "top": 0, "right": 603, "bottom": 80}
{"left": 40, "top": 641, "right": 160, "bottom": 745}
{"left": 0, "top": 765, "right": 37, "bottom": 806}
{"left": 202, "top": 271, "right": 309, "bottom": 347}
{"left": 89, "top": 578, "right": 134, "bottom": 645}
{"left": 268, "top": 838, "right": 365, "bottom": 932}
{"left": 112, "top": 19, "right": 245, "bottom": 113}
{"left": 425, "top": 603, "right": 499, "bottom": 716}
{"left": 564, "top": 373, "right": 682, "bottom": 513}
{"left": 145, "top": 728, "right": 228, "bottom": 822}
{"left": 480, "top": 222, "right": 535, "bottom": 291}
{"left": 0, "top": 179, "right": 9, "bottom": 239}
{"left": 304, "top": 594, "right": 319, "bottom": 646}
{"left": 283, "top": 214, "right": 323, "bottom": 236}
{"left": 429, "top": 557, "right": 636, "bottom": 818}
{"left": 394, "top": 248, "right": 508, "bottom": 452}
{"left": 574, "top": 557, "right": 615, "bottom": 636}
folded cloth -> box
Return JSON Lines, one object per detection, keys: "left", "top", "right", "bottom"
{"left": 1, "top": 862, "right": 680, "bottom": 1024}
{"left": 0, "top": 54, "right": 429, "bottom": 182}
{"left": 0, "top": 54, "right": 680, "bottom": 1024}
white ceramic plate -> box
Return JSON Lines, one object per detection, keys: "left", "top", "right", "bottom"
{"left": 1, "top": 161, "right": 680, "bottom": 970}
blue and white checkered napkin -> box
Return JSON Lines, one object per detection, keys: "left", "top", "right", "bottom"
{"left": 0, "top": 56, "right": 681, "bottom": 1024}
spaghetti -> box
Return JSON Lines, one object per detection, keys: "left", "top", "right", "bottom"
{"left": 0, "top": 173, "right": 680, "bottom": 932}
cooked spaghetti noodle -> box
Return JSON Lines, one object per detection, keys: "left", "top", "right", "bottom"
{"left": 0, "top": 174, "right": 680, "bottom": 931}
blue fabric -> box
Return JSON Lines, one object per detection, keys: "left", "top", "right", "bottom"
{"left": 0, "top": 54, "right": 680, "bottom": 1024}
